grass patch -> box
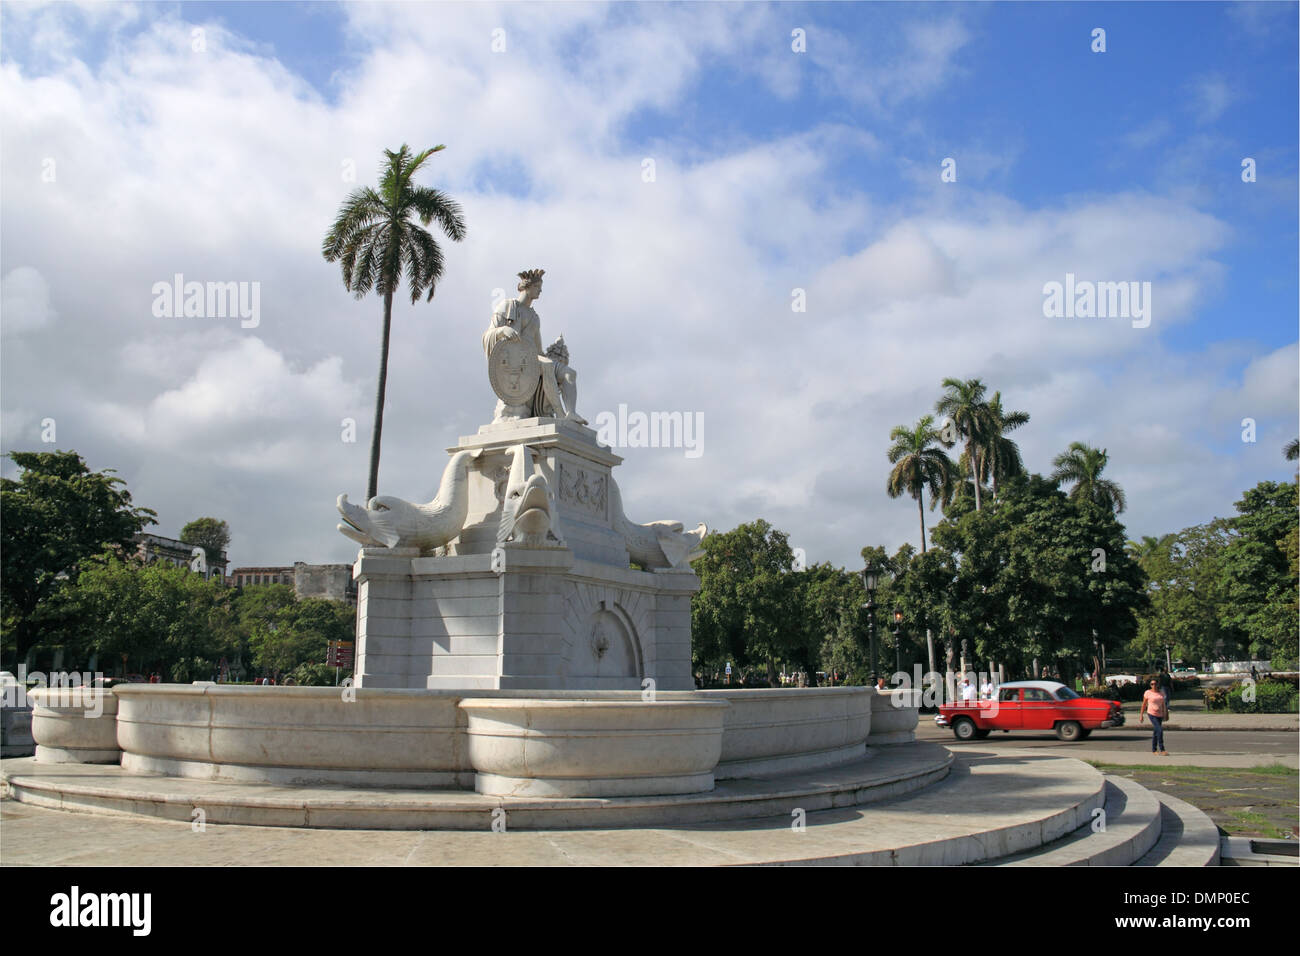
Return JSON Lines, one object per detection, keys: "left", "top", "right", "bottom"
{"left": 1221, "top": 810, "right": 1291, "bottom": 839}
{"left": 1089, "top": 761, "right": 1296, "bottom": 776}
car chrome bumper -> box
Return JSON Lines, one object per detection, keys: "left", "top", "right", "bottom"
{"left": 1100, "top": 716, "right": 1124, "bottom": 728}
{"left": 934, "top": 715, "right": 950, "bottom": 727}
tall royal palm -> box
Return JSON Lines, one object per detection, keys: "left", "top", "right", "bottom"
{"left": 323, "top": 144, "right": 466, "bottom": 501}
{"left": 981, "top": 391, "right": 1030, "bottom": 499}
{"left": 1051, "top": 441, "right": 1127, "bottom": 514}
{"left": 934, "top": 377, "right": 992, "bottom": 511}
{"left": 886, "top": 416, "right": 954, "bottom": 553}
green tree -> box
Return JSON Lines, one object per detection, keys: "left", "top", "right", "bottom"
{"left": 929, "top": 474, "right": 1147, "bottom": 679}
{"left": 1050, "top": 441, "right": 1127, "bottom": 514}
{"left": 322, "top": 143, "right": 467, "bottom": 500}
{"left": 1217, "top": 480, "right": 1299, "bottom": 665}
{"left": 1, "top": 451, "right": 156, "bottom": 667}
{"left": 1285, "top": 437, "right": 1298, "bottom": 462}
{"left": 249, "top": 597, "right": 354, "bottom": 683}
{"left": 691, "top": 520, "right": 806, "bottom": 685}
{"left": 886, "top": 415, "right": 955, "bottom": 553}
{"left": 935, "top": 377, "right": 993, "bottom": 511}
{"left": 180, "top": 517, "right": 231, "bottom": 565}
{"left": 980, "top": 391, "right": 1030, "bottom": 499}
{"left": 62, "top": 555, "right": 234, "bottom": 680}
{"left": 1130, "top": 521, "right": 1241, "bottom": 669}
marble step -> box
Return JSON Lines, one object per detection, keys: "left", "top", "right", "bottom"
{"left": 1131, "top": 791, "right": 1221, "bottom": 866}
{"left": 2, "top": 748, "right": 1107, "bottom": 865}
{"left": 987, "top": 775, "right": 1163, "bottom": 866}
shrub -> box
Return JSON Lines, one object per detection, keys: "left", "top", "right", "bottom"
{"left": 1082, "top": 685, "right": 1120, "bottom": 701}
{"left": 1203, "top": 686, "right": 1231, "bottom": 710}
{"left": 1226, "top": 680, "right": 1300, "bottom": 714}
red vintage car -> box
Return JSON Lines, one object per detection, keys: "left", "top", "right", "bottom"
{"left": 935, "top": 680, "right": 1125, "bottom": 742}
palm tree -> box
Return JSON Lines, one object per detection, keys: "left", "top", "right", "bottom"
{"left": 886, "top": 416, "right": 955, "bottom": 553}
{"left": 981, "top": 391, "right": 1030, "bottom": 499}
{"left": 1051, "top": 442, "right": 1127, "bottom": 514}
{"left": 1126, "top": 534, "right": 1171, "bottom": 561}
{"left": 1285, "top": 438, "right": 1299, "bottom": 461}
{"left": 934, "top": 377, "right": 993, "bottom": 511}
{"left": 323, "top": 144, "right": 466, "bottom": 501}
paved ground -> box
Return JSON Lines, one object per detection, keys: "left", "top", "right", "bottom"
{"left": 0, "top": 749, "right": 1102, "bottom": 866}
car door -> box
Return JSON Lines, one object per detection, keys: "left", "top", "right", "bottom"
{"left": 1020, "top": 687, "right": 1056, "bottom": 730}
{"left": 985, "top": 687, "right": 1022, "bottom": 729}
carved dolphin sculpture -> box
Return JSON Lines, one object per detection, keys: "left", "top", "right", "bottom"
{"left": 608, "top": 477, "right": 707, "bottom": 570}
{"left": 497, "top": 443, "right": 561, "bottom": 548}
{"left": 337, "top": 450, "right": 476, "bottom": 553}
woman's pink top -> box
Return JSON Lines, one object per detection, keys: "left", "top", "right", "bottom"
{"left": 1142, "top": 689, "right": 1167, "bottom": 718}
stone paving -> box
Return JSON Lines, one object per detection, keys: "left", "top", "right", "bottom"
{"left": 1, "top": 748, "right": 1104, "bottom": 866}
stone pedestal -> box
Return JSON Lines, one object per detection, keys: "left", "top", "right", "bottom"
{"left": 353, "top": 418, "right": 699, "bottom": 692}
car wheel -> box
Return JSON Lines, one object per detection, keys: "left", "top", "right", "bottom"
{"left": 973, "top": 729, "right": 991, "bottom": 739}
{"left": 1056, "top": 720, "right": 1083, "bottom": 742}
{"left": 952, "top": 717, "right": 977, "bottom": 741}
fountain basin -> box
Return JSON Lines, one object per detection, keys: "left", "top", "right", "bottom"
{"left": 699, "top": 686, "right": 871, "bottom": 778}
{"left": 28, "top": 688, "right": 120, "bottom": 764}
{"left": 114, "top": 684, "right": 471, "bottom": 787}
{"left": 869, "top": 688, "right": 920, "bottom": 744}
{"left": 461, "top": 697, "right": 728, "bottom": 797}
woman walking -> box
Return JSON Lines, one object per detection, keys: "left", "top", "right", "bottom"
{"left": 1139, "top": 678, "right": 1169, "bottom": 756}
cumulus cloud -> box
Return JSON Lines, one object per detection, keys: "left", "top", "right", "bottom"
{"left": 0, "top": 2, "right": 1293, "bottom": 573}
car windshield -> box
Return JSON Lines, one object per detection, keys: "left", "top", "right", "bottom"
{"left": 1054, "top": 686, "right": 1080, "bottom": 699}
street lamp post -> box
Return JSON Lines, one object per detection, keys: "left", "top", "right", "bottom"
{"left": 860, "top": 561, "right": 880, "bottom": 684}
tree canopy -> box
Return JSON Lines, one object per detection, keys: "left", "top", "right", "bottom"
{"left": 2, "top": 451, "right": 156, "bottom": 667}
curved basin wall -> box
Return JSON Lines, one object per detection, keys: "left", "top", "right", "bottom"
{"left": 699, "top": 687, "right": 872, "bottom": 778}
{"left": 461, "top": 698, "right": 728, "bottom": 797}
{"left": 869, "top": 688, "right": 920, "bottom": 744}
{"left": 29, "top": 688, "right": 121, "bottom": 764}
{"left": 113, "top": 685, "right": 470, "bottom": 787}
{"left": 106, "top": 684, "right": 915, "bottom": 793}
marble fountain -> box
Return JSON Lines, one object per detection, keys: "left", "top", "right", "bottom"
{"left": 9, "top": 267, "right": 934, "bottom": 833}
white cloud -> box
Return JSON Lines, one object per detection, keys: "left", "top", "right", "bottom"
{"left": 1, "top": 266, "right": 57, "bottom": 335}
{"left": 0, "top": 2, "right": 1292, "bottom": 573}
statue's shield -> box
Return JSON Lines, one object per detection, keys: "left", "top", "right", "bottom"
{"left": 488, "top": 336, "right": 541, "bottom": 407}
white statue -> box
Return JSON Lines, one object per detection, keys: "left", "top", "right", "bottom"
{"left": 483, "top": 269, "right": 585, "bottom": 424}
{"left": 608, "top": 477, "right": 708, "bottom": 570}
{"left": 336, "top": 450, "right": 477, "bottom": 553}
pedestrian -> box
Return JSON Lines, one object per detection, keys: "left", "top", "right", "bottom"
{"left": 980, "top": 678, "right": 994, "bottom": 699}
{"left": 1139, "top": 678, "right": 1169, "bottom": 756}
{"left": 1156, "top": 668, "right": 1173, "bottom": 711}
{"left": 960, "top": 678, "right": 977, "bottom": 703}
{"left": 1250, "top": 664, "right": 1259, "bottom": 681}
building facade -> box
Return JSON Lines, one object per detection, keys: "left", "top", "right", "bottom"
{"left": 229, "top": 564, "right": 357, "bottom": 605}
{"left": 134, "top": 533, "right": 228, "bottom": 582}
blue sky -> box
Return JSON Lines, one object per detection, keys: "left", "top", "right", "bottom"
{"left": 2, "top": 1, "right": 1296, "bottom": 570}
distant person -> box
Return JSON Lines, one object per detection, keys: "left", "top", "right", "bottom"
{"left": 1250, "top": 664, "right": 1259, "bottom": 681}
{"left": 1139, "top": 678, "right": 1169, "bottom": 756}
{"left": 1156, "top": 669, "right": 1173, "bottom": 710}
{"left": 875, "top": 676, "right": 887, "bottom": 691}
{"left": 980, "top": 678, "right": 994, "bottom": 699}
{"left": 960, "top": 678, "right": 977, "bottom": 702}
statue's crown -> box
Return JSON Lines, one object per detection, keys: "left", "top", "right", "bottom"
{"left": 546, "top": 334, "right": 568, "bottom": 362}
{"left": 517, "top": 268, "right": 545, "bottom": 284}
